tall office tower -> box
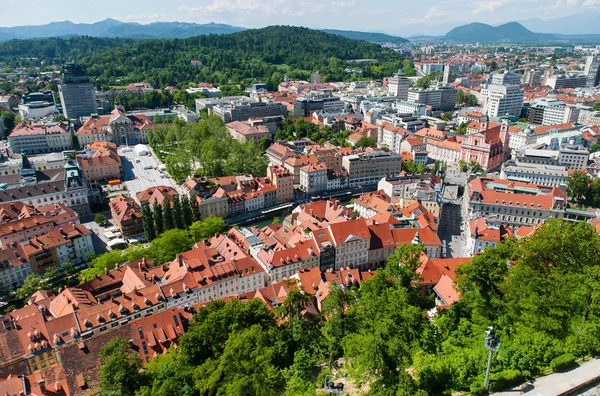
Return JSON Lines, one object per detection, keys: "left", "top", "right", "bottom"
{"left": 584, "top": 56, "right": 600, "bottom": 88}
{"left": 58, "top": 63, "right": 98, "bottom": 119}
{"left": 310, "top": 71, "right": 323, "bottom": 84}
{"left": 387, "top": 73, "right": 409, "bottom": 100}
{"left": 481, "top": 70, "right": 524, "bottom": 117}
{"left": 488, "top": 69, "right": 522, "bottom": 85}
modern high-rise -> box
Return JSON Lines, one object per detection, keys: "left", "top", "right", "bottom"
{"left": 310, "top": 71, "right": 323, "bottom": 84}
{"left": 489, "top": 70, "right": 522, "bottom": 85}
{"left": 58, "top": 64, "right": 98, "bottom": 119}
{"left": 545, "top": 74, "right": 587, "bottom": 89}
{"left": 481, "top": 71, "right": 524, "bottom": 118}
{"left": 387, "top": 73, "right": 409, "bottom": 100}
{"left": 523, "top": 68, "right": 542, "bottom": 87}
{"left": 293, "top": 93, "right": 345, "bottom": 117}
{"left": 526, "top": 99, "right": 580, "bottom": 126}
{"left": 584, "top": 56, "right": 600, "bottom": 88}
{"left": 407, "top": 85, "right": 457, "bottom": 111}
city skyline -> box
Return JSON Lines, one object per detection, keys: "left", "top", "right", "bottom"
{"left": 2, "top": 0, "right": 600, "bottom": 36}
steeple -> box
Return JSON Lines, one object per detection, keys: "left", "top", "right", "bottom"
{"left": 411, "top": 231, "right": 421, "bottom": 245}
{"left": 64, "top": 159, "right": 84, "bottom": 189}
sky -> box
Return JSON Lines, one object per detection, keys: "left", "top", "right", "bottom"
{"left": 2, "top": 0, "right": 600, "bottom": 35}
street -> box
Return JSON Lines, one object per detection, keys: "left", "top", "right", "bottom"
{"left": 118, "top": 147, "right": 177, "bottom": 196}
{"left": 438, "top": 200, "right": 467, "bottom": 258}
{"left": 493, "top": 357, "right": 600, "bottom": 396}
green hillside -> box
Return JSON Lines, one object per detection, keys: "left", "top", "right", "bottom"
{"left": 81, "top": 26, "right": 404, "bottom": 88}
{"left": 0, "top": 36, "right": 138, "bottom": 65}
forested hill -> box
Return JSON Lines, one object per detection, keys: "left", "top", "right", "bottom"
{"left": 0, "top": 36, "right": 138, "bottom": 65}
{"left": 81, "top": 26, "right": 403, "bottom": 88}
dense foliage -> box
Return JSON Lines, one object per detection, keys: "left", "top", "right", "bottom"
{"left": 148, "top": 116, "right": 268, "bottom": 180}
{"left": 94, "top": 219, "right": 600, "bottom": 395}
{"left": 566, "top": 170, "right": 600, "bottom": 207}
{"left": 273, "top": 118, "right": 351, "bottom": 147}
{"left": 0, "top": 36, "right": 138, "bottom": 66}
{"left": 80, "top": 26, "right": 403, "bottom": 88}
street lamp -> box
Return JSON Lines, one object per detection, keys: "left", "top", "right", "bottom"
{"left": 483, "top": 326, "right": 500, "bottom": 391}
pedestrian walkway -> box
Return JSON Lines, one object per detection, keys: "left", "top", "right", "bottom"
{"left": 494, "top": 358, "right": 600, "bottom": 396}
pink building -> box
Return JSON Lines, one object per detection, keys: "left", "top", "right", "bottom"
{"left": 460, "top": 120, "right": 511, "bottom": 171}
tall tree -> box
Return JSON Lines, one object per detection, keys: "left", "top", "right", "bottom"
{"left": 189, "top": 217, "right": 226, "bottom": 241}
{"left": 153, "top": 199, "right": 164, "bottom": 236}
{"left": 162, "top": 197, "right": 174, "bottom": 231}
{"left": 180, "top": 194, "right": 193, "bottom": 228}
{"left": 567, "top": 170, "right": 591, "bottom": 204}
{"left": 16, "top": 274, "right": 48, "bottom": 302}
{"left": 141, "top": 202, "right": 156, "bottom": 242}
{"left": 189, "top": 194, "right": 201, "bottom": 222}
{"left": 98, "top": 337, "right": 143, "bottom": 396}
{"left": 172, "top": 195, "right": 185, "bottom": 230}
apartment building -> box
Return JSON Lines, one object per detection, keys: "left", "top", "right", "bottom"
{"left": 76, "top": 141, "right": 121, "bottom": 183}
{"left": 8, "top": 123, "right": 72, "bottom": 154}
{"left": 526, "top": 99, "right": 579, "bottom": 126}
{"left": 342, "top": 151, "right": 402, "bottom": 187}
{"left": 299, "top": 162, "right": 328, "bottom": 194}
{"left": 213, "top": 101, "right": 288, "bottom": 123}
{"left": 481, "top": 71, "right": 524, "bottom": 117}
{"left": 407, "top": 86, "right": 457, "bottom": 111}
{"left": 20, "top": 224, "right": 93, "bottom": 273}
{"left": 0, "top": 158, "right": 90, "bottom": 217}
{"left": 395, "top": 100, "right": 427, "bottom": 116}
{"left": 545, "top": 74, "right": 587, "bottom": 89}
{"left": 584, "top": 56, "right": 600, "bottom": 88}
{"left": 500, "top": 160, "right": 568, "bottom": 187}
{"left": 267, "top": 165, "right": 294, "bottom": 203}
{"left": 225, "top": 121, "right": 271, "bottom": 143}
{"left": 109, "top": 195, "right": 144, "bottom": 237}
{"left": 466, "top": 217, "right": 513, "bottom": 256}
{"left": 377, "top": 123, "right": 408, "bottom": 153}
{"left": 293, "top": 93, "right": 346, "bottom": 117}
{"left": 312, "top": 218, "right": 371, "bottom": 270}
{"left": 426, "top": 139, "right": 462, "bottom": 164}
{"left": 387, "top": 73, "right": 409, "bottom": 100}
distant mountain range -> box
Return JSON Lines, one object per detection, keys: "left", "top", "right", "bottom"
{"left": 520, "top": 11, "right": 600, "bottom": 35}
{"left": 320, "top": 29, "right": 407, "bottom": 44}
{"left": 443, "top": 22, "right": 557, "bottom": 43}
{"left": 0, "top": 19, "right": 408, "bottom": 44}
{"left": 0, "top": 19, "right": 246, "bottom": 40}
{"left": 1, "top": 18, "right": 599, "bottom": 45}
{"left": 411, "top": 21, "right": 600, "bottom": 43}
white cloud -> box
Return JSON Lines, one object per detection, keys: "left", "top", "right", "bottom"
{"left": 179, "top": 0, "right": 360, "bottom": 25}
{"left": 423, "top": 6, "right": 444, "bottom": 19}
{"left": 471, "top": 0, "right": 506, "bottom": 15}
{"left": 122, "top": 13, "right": 168, "bottom": 23}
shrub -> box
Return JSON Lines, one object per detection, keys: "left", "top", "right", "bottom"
{"left": 469, "top": 381, "right": 486, "bottom": 396}
{"left": 550, "top": 354, "right": 577, "bottom": 373}
{"left": 488, "top": 370, "right": 523, "bottom": 392}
